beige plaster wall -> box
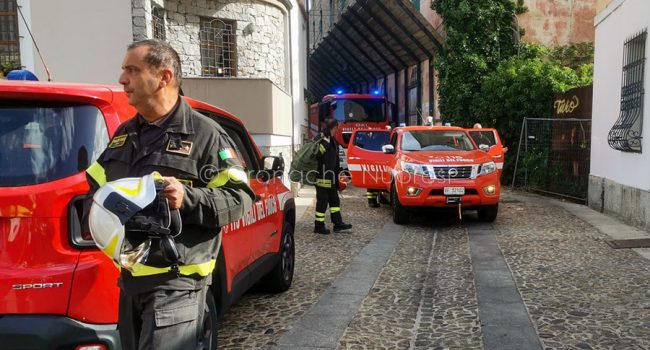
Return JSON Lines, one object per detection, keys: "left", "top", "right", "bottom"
{"left": 518, "top": 0, "right": 599, "bottom": 46}
{"left": 182, "top": 78, "right": 292, "bottom": 137}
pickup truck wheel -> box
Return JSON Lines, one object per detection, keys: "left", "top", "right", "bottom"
{"left": 260, "top": 221, "right": 295, "bottom": 293}
{"left": 477, "top": 204, "right": 499, "bottom": 222}
{"left": 198, "top": 288, "right": 218, "bottom": 350}
{"left": 391, "top": 185, "right": 410, "bottom": 225}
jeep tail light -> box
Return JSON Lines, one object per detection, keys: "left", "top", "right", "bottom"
{"left": 75, "top": 344, "right": 106, "bottom": 350}
{"left": 68, "top": 195, "right": 96, "bottom": 248}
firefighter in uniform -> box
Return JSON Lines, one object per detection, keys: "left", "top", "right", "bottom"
{"left": 82, "top": 39, "right": 255, "bottom": 350}
{"left": 314, "top": 118, "right": 353, "bottom": 235}
{"left": 367, "top": 126, "right": 392, "bottom": 208}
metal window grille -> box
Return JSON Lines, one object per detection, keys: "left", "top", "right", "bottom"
{"left": 607, "top": 29, "right": 647, "bottom": 153}
{"left": 199, "top": 18, "right": 236, "bottom": 77}
{"left": 0, "top": 0, "right": 20, "bottom": 71}
{"left": 152, "top": 6, "right": 166, "bottom": 41}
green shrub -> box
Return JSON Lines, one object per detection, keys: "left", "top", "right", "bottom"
{"left": 433, "top": 0, "right": 525, "bottom": 123}
{"left": 471, "top": 43, "right": 591, "bottom": 182}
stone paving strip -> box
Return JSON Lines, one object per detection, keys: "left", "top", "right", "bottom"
{"left": 275, "top": 220, "right": 405, "bottom": 349}
{"left": 496, "top": 193, "right": 650, "bottom": 350}
{"left": 338, "top": 220, "right": 482, "bottom": 350}
{"left": 217, "top": 187, "right": 390, "bottom": 349}
{"left": 467, "top": 223, "right": 542, "bottom": 350}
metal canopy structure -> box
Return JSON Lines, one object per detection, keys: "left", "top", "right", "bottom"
{"left": 308, "top": 0, "right": 445, "bottom": 98}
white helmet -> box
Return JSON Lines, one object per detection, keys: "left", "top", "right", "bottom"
{"left": 88, "top": 172, "right": 162, "bottom": 271}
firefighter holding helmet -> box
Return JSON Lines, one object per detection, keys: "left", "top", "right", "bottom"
{"left": 83, "top": 39, "right": 254, "bottom": 350}
{"left": 313, "top": 118, "right": 353, "bottom": 235}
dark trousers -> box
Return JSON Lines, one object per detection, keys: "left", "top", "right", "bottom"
{"left": 118, "top": 286, "right": 208, "bottom": 350}
{"left": 315, "top": 186, "right": 343, "bottom": 227}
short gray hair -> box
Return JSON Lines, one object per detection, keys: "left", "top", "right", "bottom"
{"left": 128, "top": 39, "right": 182, "bottom": 87}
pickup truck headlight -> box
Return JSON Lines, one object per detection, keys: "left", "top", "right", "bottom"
{"left": 400, "top": 161, "right": 425, "bottom": 176}
{"left": 478, "top": 161, "right": 497, "bottom": 176}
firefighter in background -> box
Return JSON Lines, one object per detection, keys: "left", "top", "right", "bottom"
{"left": 472, "top": 123, "right": 494, "bottom": 147}
{"left": 367, "top": 124, "right": 393, "bottom": 208}
{"left": 314, "top": 118, "right": 353, "bottom": 235}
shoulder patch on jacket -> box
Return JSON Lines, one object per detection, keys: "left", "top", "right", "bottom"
{"left": 218, "top": 148, "right": 236, "bottom": 161}
{"left": 108, "top": 134, "right": 128, "bottom": 148}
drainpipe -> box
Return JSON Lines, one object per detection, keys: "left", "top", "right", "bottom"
{"left": 288, "top": 4, "right": 295, "bottom": 157}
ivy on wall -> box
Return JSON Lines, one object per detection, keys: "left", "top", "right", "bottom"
{"left": 432, "top": 0, "right": 527, "bottom": 123}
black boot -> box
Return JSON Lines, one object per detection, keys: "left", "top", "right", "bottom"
{"left": 314, "top": 221, "right": 330, "bottom": 234}
{"left": 333, "top": 223, "right": 353, "bottom": 232}
{"left": 331, "top": 212, "right": 352, "bottom": 232}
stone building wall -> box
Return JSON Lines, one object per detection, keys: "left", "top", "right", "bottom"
{"left": 131, "top": 0, "right": 288, "bottom": 91}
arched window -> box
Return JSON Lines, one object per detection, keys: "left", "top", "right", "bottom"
{"left": 199, "top": 18, "right": 236, "bottom": 77}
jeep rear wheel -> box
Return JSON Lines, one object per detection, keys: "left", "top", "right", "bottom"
{"left": 391, "top": 184, "right": 409, "bottom": 225}
{"left": 260, "top": 221, "right": 295, "bottom": 293}
{"left": 198, "top": 288, "right": 218, "bottom": 350}
{"left": 477, "top": 204, "right": 499, "bottom": 222}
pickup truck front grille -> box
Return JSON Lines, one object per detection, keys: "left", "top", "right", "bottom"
{"left": 432, "top": 166, "right": 473, "bottom": 179}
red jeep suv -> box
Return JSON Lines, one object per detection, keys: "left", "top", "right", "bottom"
{"left": 0, "top": 81, "right": 296, "bottom": 350}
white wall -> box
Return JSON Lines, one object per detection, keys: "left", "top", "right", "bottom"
{"left": 592, "top": 0, "right": 650, "bottom": 190}
{"left": 291, "top": 1, "right": 308, "bottom": 146}
{"left": 26, "top": 0, "right": 132, "bottom": 84}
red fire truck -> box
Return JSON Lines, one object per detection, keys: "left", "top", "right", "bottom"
{"left": 309, "top": 92, "right": 393, "bottom": 168}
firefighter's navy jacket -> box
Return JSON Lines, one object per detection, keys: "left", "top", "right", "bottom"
{"left": 83, "top": 98, "right": 255, "bottom": 293}
{"left": 315, "top": 135, "right": 340, "bottom": 189}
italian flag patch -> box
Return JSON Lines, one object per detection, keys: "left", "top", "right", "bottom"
{"left": 219, "top": 148, "right": 236, "bottom": 160}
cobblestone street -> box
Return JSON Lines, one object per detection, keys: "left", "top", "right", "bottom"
{"left": 217, "top": 186, "right": 650, "bottom": 349}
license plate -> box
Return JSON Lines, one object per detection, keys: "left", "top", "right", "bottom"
{"left": 444, "top": 187, "right": 465, "bottom": 195}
